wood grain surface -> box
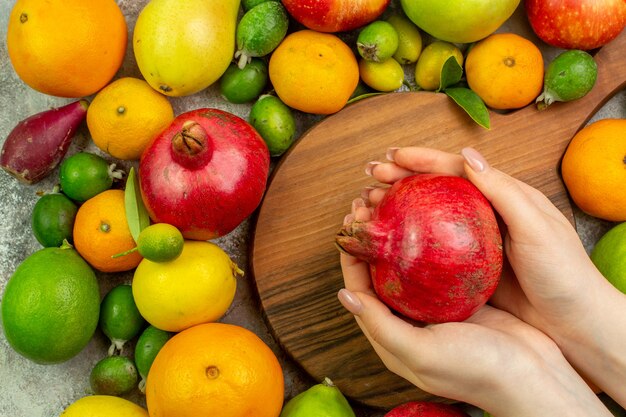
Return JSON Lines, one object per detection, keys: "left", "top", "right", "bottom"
{"left": 251, "top": 31, "right": 626, "bottom": 409}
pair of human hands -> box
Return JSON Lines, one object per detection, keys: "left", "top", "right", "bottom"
{"left": 338, "top": 147, "right": 621, "bottom": 416}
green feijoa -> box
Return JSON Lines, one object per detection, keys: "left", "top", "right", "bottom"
{"left": 59, "top": 152, "right": 123, "bottom": 202}
{"left": 99, "top": 284, "right": 146, "bottom": 355}
{"left": 536, "top": 50, "right": 598, "bottom": 110}
{"left": 357, "top": 20, "right": 399, "bottom": 62}
{"left": 134, "top": 325, "right": 173, "bottom": 392}
{"left": 31, "top": 193, "right": 78, "bottom": 247}
{"left": 220, "top": 58, "right": 269, "bottom": 104}
{"left": 90, "top": 355, "right": 138, "bottom": 396}
{"left": 235, "top": 1, "right": 289, "bottom": 69}
{"left": 242, "top": 0, "right": 278, "bottom": 11}
{"left": 249, "top": 95, "right": 297, "bottom": 157}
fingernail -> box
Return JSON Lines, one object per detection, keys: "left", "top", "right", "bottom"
{"left": 338, "top": 289, "right": 363, "bottom": 315}
{"left": 461, "top": 147, "right": 489, "bottom": 173}
{"left": 361, "top": 186, "right": 377, "bottom": 201}
{"left": 365, "top": 161, "right": 381, "bottom": 176}
{"left": 343, "top": 213, "right": 355, "bottom": 226}
{"left": 386, "top": 147, "right": 400, "bottom": 162}
{"left": 352, "top": 198, "right": 366, "bottom": 212}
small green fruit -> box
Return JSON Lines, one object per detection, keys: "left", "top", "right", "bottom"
{"left": 220, "top": 58, "right": 269, "bottom": 104}
{"left": 387, "top": 14, "right": 422, "bottom": 65}
{"left": 100, "top": 284, "right": 147, "bottom": 355}
{"left": 357, "top": 21, "right": 399, "bottom": 62}
{"left": 31, "top": 192, "right": 78, "bottom": 247}
{"left": 591, "top": 222, "right": 626, "bottom": 294}
{"left": 249, "top": 95, "right": 297, "bottom": 157}
{"left": 90, "top": 355, "right": 138, "bottom": 396}
{"left": 359, "top": 58, "right": 405, "bottom": 92}
{"left": 280, "top": 377, "right": 356, "bottom": 417}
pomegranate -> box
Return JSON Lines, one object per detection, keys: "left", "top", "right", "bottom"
{"left": 139, "top": 108, "right": 270, "bottom": 240}
{"left": 336, "top": 174, "right": 502, "bottom": 323}
{"left": 385, "top": 401, "right": 471, "bottom": 417}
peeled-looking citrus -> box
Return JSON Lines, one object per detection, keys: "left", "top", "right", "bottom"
{"left": 561, "top": 118, "right": 626, "bottom": 221}
{"left": 146, "top": 323, "right": 284, "bottom": 417}
{"left": 6, "top": 0, "right": 127, "bottom": 98}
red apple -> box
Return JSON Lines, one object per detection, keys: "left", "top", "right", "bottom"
{"left": 282, "top": 0, "right": 390, "bottom": 33}
{"left": 525, "top": 0, "right": 626, "bottom": 50}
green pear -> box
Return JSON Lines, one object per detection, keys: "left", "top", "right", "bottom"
{"left": 280, "top": 377, "right": 356, "bottom": 417}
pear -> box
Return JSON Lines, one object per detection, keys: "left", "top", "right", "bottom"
{"left": 280, "top": 377, "right": 356, "bottom": 417}
{"left": 133, "top": 0, "right": 240, "bottom": 97}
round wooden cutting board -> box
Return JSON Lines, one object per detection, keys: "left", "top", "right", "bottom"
{"left": 251, "top": 31, "right": 626, "bottom": 409}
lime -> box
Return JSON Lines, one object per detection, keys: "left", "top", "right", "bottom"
{"left": 387, "top": 14, "right": 422, "bottom": 65}
{"left": 357, "top": 20, "right": 399, "bottom": 62}
{"left": 137, "top": 223, "right": 184, "bottom": 262}
{"left": 415, "top": 41, "right": 463, "bottom": 91}
{"left": 134, "top": 325, "right": 173, "bottom": 392}
{"left": 242, "top": 0, "right": 278, "bottom": 11}
{"left": 1, "top": 243, "right": 100, "bottom": 364}
{"left": 220, "top": 58, "right": 268, "bottom": 104}
{"left": 90, "top": 355, "right": 139, "bottom": 396}
{"left": 249, "top": 94, "right": 297, "bottom": 157}
{"left": 31, "top": 192, "right": 78, "bottom": 247}
{"left": 591, "top": 222, "right": 626, "bottom": 294}
{"left": 359, "top": 58, "right": 405, "bottom": 92}
{"left": 60, "top": 152, "right": 123, "bottom": 202}
{"left": 536, "top": 49, "right": 597, "bottom": 110}
{"left": 60, "top": 395, "right": 148, "bottom": 417}
{"left": 100, "top": 284, "right": 146, "bottom": 355}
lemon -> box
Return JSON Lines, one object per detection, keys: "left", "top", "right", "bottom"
{"left": 591, "top": 222, "right": 626, "bottom": 293}
{"left": 1, "top": 243, "right": 100, "bottom": 364}
{"left": 415, "top": 41, "right": 463, "bottom": 91}
{"left": 132, "top": 241, "right": 243, "bottom": 332}
{"left": 60, "top": 395, "right": 148, "bottom": 417}
{"left": 136, "top": 223, "right": 184, "bottom": 262}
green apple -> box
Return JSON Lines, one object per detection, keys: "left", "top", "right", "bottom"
{"left": 400, "top": 0, "right": 520, "bottom": 43}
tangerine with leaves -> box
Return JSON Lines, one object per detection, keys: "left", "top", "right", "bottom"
{"left": 73, "top": 189, "right": 142, "bottom": 273}
{"left": 146, "top": 322, "right": 284, "bottom": 417}
{"left": 465, "top": 33, "right": 544, "bottom": 110}
{"left": 561, "top": 118, "right": 626, "bottom": 221}
{"left": 7, "top": 0, "right": 127, "bottom": 98}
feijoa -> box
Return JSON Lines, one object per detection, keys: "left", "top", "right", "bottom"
{"left": 99, "top": 284, "right": 146, "bottom": 355}
{"left": 31, "top": 192, "right": 78, "bottom": 247}
{"left": 234, "top": 1, "right": 289, "bottom": 69}
{"left": 59, "top": 152, "right": 123, "bottom": 202}
{"left": 536, "top": 50, "right": 597, "bottom": 110}
{"left": 242, "top": 0, "right": 278, "bottom": 11}
{"left": 90, "top": 355, "right": 138, "bottom": 396}
{"left": 249, "top": 95, "right": 297, "bottom": 157}
{"left": 357, "top": 20, "right": 399, "bottom": 62}
{"left": 134, "top": 325, "right": 173, "bottom": 392}
{"left": 220, "top": 58, "right": 269, "bottom": 104}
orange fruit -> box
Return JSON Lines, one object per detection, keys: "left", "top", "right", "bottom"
{"left": 465, "top": 33, "right": 544, "bottom": 110}
{"left": 73, "top": 189, "right": 142, "bottom": 273}
{"left": 146, "top": 322, "right": 284, "bottom": 417}
{"left": 269, "top": 30, "right": 359, "bottom": 115}
{"left": 87, "top": 77, "right": 175, "bottom": 160}
{"left": 6, "top": 0, "right": 127, "bottom": 98}
{"left": 561, "top": 118, "right": 626, "bottom": 221}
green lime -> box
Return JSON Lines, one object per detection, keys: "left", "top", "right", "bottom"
{"left": 242, "top": 0, "right": 278, "bottom": 11}
{"left": 536, "top": 49, "right": 597, "bottom": 110}
{"left": 357, "top": 20, "right": 399, "bottom": 62}
{"left": 134, "top": 325, "right": 173, "bottom": 392}
{"left": 31, "top": 192, "right": 78, "bottom": 247}
{"left": 99, "top": 284, "right": 146, "bottom": 355}
{"left": 137, "top": 223, "right": 184, "bottom": 262}
{"left": 1, "top": 243, "right": 100, "bottom": 364}
{"left": 415, "top": 41, "right": 463, "bottom": 91}
{"left": 590, "top": 222, "right": 626, "bottom": 294}
{"left": 220, "top": 58, "right": 269, "bottom": 104}
{"left": 359, "top": 58, "right": 405, "bottom": 92}
{"left": 90, "top": 355, "right": 138, "bottom": 396}
{"left": 235, "top": 1, "right": 289, "bottom": 69}
{"left": 60, "top": 152, "right": 123, "bottom": 202}
{"left": 249, "top": 95, "right": 297, "bottom": 157}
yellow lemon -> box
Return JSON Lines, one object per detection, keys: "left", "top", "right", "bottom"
{"left": 60, "top": 395, "right": 148, "bottom": 417}
{"left": 132, "top": 241, "right": 242, "bottom": 332}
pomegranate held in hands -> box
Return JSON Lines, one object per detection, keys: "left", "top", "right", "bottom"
{"left": 282, "top": 0, "right": 391, "bottom": 33}
{"left": 385, "top": 401, "right": 471, "bottom": 417}
{"left": 139, "top": 108, "right": 270, "bottom": 240}
{"left": 336, "top": 174, "right": 502, "bottom": 323}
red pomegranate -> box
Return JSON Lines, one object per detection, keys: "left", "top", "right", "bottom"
{"left": 139, "top": 108, "right": 270, "bottom": 240}
{"left": 385, "top": 401, "right": 471, "bottom": 417}
{"left": 336, "top": 174, "right": 502, "bottom": 323}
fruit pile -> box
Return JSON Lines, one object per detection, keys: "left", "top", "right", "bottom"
{"left": 0, "top": 0, "right": 625, "bottom": 416}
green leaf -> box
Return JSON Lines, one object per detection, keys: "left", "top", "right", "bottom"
{"left": 444, "top": 87, "right": 491, "bottom": 129}
{"left": 125, "top": 167, "right": 151, "bottom": 243}
{"left": 347, "top": 92, "right": 385, "bottom": 104}
{"left": 438, "top": 56, "right": 463, "bottom": 92}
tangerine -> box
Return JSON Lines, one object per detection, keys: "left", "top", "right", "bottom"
{"left": 145, "top": 322, "right": 284, "bottom": 417}
{"left": 269, "top": 30, "right": 359, "bottom": 115}
{"left": 465, "top": 33, "right": 544, "bottom": 110}
{"left": 73, "top": 189, "right": 142, "bottom": 273}
{"left": 561, "top": 118, "right": 626, "bottom": 221}
{"left": 6, "top": 0, "right": 127, "bottom": 98}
